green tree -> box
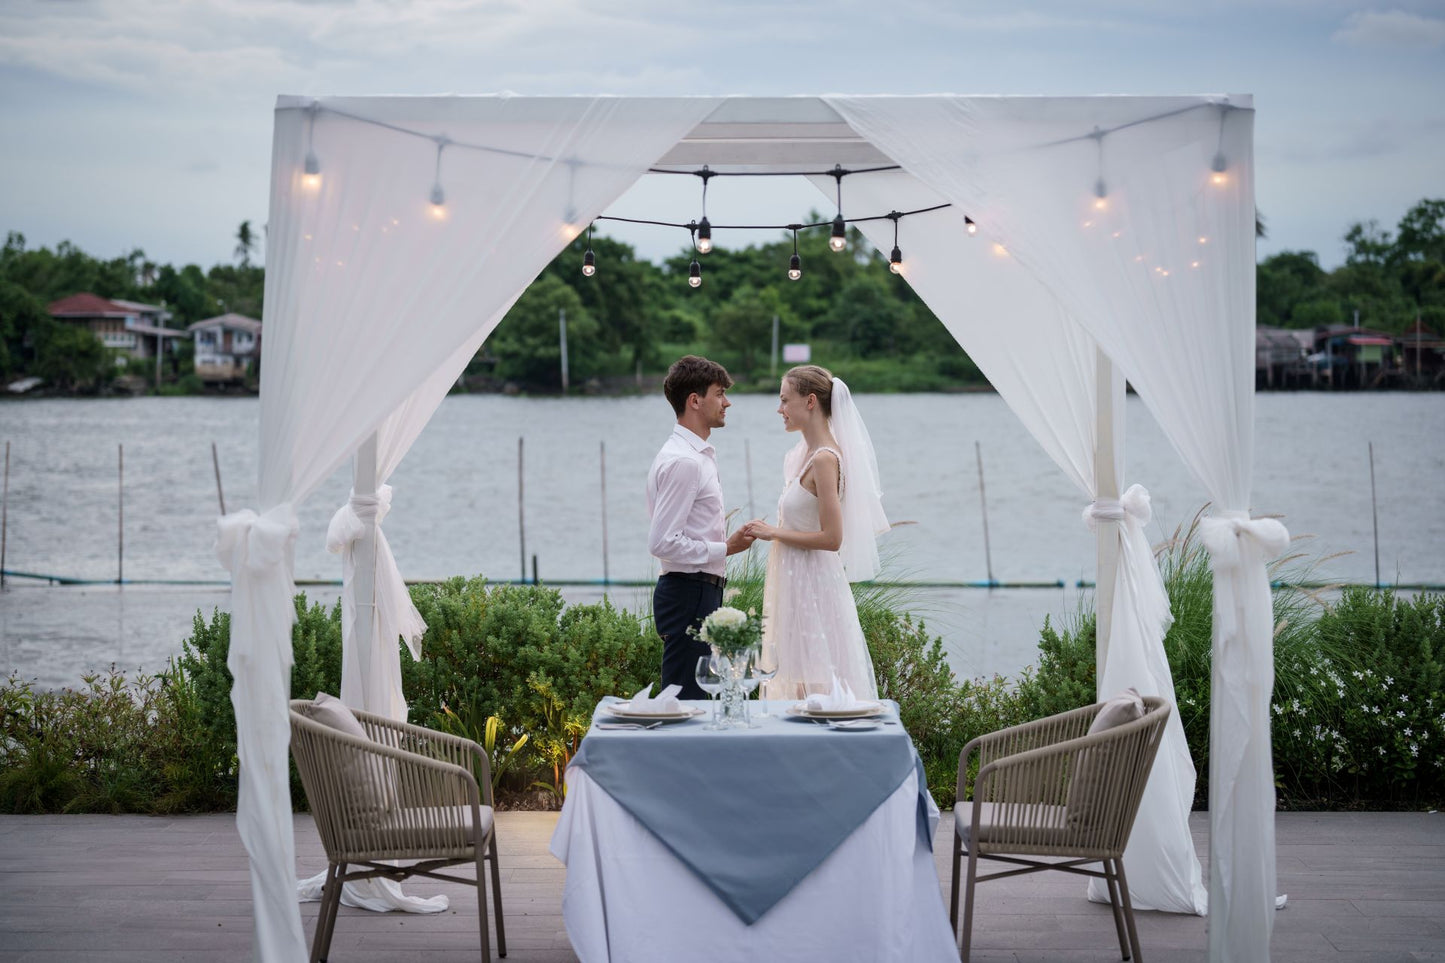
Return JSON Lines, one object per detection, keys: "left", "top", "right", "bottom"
{"left": 234, "top": 221, "right": 257, "bottom": 268}
{"left": 1257, "top": 251, "right": 1329, "bottom": 328}
{"left": 1393, "top": 199, "right": 1445, "bottom": 264}
{"left": 33, "top": 321, "right": 112, "bottom": 392}
{"left": 831, "top": 274, "right": 911, "bottom": 355}
{"left": 705, "top": 284, "right": 789, "bottom": 379}
{"left": 487, "top": 274, "right": 600, "bottom": 389}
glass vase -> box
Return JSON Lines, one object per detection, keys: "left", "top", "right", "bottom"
{"left": 712, "top": 647, "right": 751, "bottom": 728}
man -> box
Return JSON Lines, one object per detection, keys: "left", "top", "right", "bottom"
{"left": 647, "top": 355, "right": 754, "bottom": 699}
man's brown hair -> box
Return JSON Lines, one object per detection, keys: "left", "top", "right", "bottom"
{"left": 663, "top": 355, "right": 734, "bottom": 415}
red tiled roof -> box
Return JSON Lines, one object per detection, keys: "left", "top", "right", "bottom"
{"left": 47, "top": 292, "right": 130, "bottom": 318}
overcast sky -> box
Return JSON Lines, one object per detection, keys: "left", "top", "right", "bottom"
{"left": 2, "top": 0, "right": 1441, "bottom": 273}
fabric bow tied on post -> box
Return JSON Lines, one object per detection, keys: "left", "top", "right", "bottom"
{"left": 1082, "top": 482, "right": 1153, "bottom": 531}
{"left": 1198, "top": 509, "right": 1292, "bottom": 951}
{"left": 326, "top": 484, "right": 427, "bottom": 718}
{"left": 217, "top": 503, "right": 301, "bottom": 673}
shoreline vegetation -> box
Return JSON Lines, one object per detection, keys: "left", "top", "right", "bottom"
{"left": 3, "top": 197, "right": 1442, "bottom": 397}
{"left": 2, "top": 513, "right": 1441, "bottom": 815}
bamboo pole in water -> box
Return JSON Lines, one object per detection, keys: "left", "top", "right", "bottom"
{"left": 518, "top": 436, "right": 526, "bottom": 582}
{"left": 117, "top": 443, "right": 124, "bottom": 584}
{"left": 1, "top": 441, "right": 9, "bottom": 588}
{"left": 1369, "top": 441, "right": 1381, "bottom": 588}
{"left": 744, "top": 438, "right": 755, "bottom": 520}
{"left": 600, "top": 441, "right": 610, "bottom": 586}
{"left": 211, "top": 441, "right": 227, "bottom": 515}
{"left": 975, "top": 441, "right": 994, "bottom": 585}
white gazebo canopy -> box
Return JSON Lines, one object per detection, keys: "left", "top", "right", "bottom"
{"left": 225, "top": 94, "right": 1285, "bottom": 962}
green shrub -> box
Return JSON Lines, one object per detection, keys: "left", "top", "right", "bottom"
{"left": 403, "top": 577, "right": 660, "bottom": 795}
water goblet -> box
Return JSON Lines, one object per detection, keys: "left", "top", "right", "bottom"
{"left": 695, "top": 654, "right": 724, "bottom": 729}
{"left": 749, "top": 647, "right": 778, "bottom": 719}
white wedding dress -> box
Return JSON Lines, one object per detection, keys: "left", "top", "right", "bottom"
{"left": 761, "top": 444, "right": 879, "bottom": 701}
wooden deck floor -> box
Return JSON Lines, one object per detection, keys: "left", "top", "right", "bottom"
{"left": 1, "top": 810, "right": 1442, "bottom": 961}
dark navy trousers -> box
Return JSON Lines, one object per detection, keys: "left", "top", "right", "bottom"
{"left": 653, "top": 573, "right": 723, "bottom": 701}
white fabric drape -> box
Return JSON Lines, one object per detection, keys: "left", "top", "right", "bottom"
{"left": 827, "top": 377, "right": 890, "bottom": 581}
{"left": 231, "top": 94, "right": 722, "bottom": 961}
{"left": 825, "top": 94, "right": 1271, "bottom": 958}
{"left": 811, "top": 162, "right": 1206, "bottom": 915}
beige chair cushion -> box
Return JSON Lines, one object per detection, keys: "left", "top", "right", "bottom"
{"left": 347, "top": 804, "right": 496, "bottom": 853}
{"left": 956, "top": 802, "right": 1070, "bottom": 851}
{"left": 310, "top": 692, "right": 396, "bottom": 824}
{"left": 1065, "top": 688, "right": 1144, "bottom": 830}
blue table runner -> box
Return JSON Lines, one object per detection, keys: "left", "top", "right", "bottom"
{"left": 568, "top": 698, "right": 931, "bottom": 924}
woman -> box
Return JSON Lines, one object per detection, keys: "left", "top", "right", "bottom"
{"left": 741, "top": 365, "right": 890, "bottom": 701}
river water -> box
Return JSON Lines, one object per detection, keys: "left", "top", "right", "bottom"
{"left": 2, "top": 392, "right": 1442, "bottom": 689}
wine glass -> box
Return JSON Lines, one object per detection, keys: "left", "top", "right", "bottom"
{"left": 695, "top": 654, "right": 724, "bottom": 729}
{"left": 749, "top": 646, "right": 778, "bottom": 719}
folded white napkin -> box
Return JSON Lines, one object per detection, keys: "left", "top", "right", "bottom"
{"left": 628, "top": 683, "right": 682, "bottom": 712}
{"left": 805, "top": 673, "right": 861, "bottom": 711}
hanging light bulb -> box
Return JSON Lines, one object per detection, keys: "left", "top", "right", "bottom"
{"left": 829, "top": 165, "right": 848, "bottom": 252}
{"left": 964, "top": 216, "right": 978, "bottom": 236}
{"left": 887, "top": 211, "right": 903, "bottom": 274}
{"left": 688, "top": 259, "right": 702, "bottom": 288}
{"left": 582, "top": 223, "right": 596, "bottom": 277}
{"left": 1210, "top": 105, "right": 1231, "bottom": 186}
{"left": 1210, "top": 151, "right": 1229, "bottom": 186}
{"left": 692, "top": 166, "right": 715, "bottom": 254}
{"left": 301, "top": 102, "right": 322, "bottom": 190}
{"left": 787, "top": 226, "right": 803, "bottom": 281}
{"left": 302, "top": 151, "right": 321, "bottom": 190}
{"left": 429, "top": 137, "right": 448, "bottom": 218}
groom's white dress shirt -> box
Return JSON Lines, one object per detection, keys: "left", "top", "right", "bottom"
{"left": 647, "top": 424, "right": 726, "bottom": 577}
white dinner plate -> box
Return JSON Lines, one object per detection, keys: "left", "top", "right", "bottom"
{"left": 786, "top": 701, "right": 887, "bottom": 720}
{"left": 606, "top": 703, "right": 706, "bottom": 722}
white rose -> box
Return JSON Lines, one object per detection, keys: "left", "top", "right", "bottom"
{"left": 708, "top": 606, "right": 748, "bottom": 629}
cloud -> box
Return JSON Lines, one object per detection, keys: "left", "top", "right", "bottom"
{"left": 1333, "top": 9, "right": 1445, "bottom": 49}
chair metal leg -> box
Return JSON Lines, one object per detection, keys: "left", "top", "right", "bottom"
{"left": 949, "top": 831, "right": 962, "bottom": 927}
{"left": 960, "top": 847, "right": 980, "bottom": 961}
{"left": 475, "top": 840, "right": 492, "bottom": 963}
{"left": 1103, "top": 859, "right": 1131, "bottom": 961}
{"left": 488, "top": 831, "right": 507, "bottom": 957}
{"left": 313, "top": 862, "right": 344, "bottom": 963}
{"left": 1115, "top": 857, "right": 1143, "bottom": 963}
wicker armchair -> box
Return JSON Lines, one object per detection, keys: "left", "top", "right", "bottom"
{"left": 950, "top": 696, "right": 1171, "bottom": 962}
{"left": 289, "top": 699, "right": 506, "bottom": 962}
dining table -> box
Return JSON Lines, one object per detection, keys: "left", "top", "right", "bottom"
{"left": 548, "top": 697, "right": 959, "bottom": 961}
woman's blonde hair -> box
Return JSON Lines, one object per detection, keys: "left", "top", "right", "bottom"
{"left": 784, "top": 364, "right": 834, "bottom": 418}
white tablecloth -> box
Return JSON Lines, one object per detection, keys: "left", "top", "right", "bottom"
{"left": 549, "top": 765, "right": 958, "bottom": 962}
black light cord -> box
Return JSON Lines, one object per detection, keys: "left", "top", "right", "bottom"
{"left": 594, "top": 202, "right": 951, "bottom": 233}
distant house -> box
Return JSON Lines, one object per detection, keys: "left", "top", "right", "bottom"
{"left": 1255, "top": 326, "right": 1312, "bottom": 388}
{"left": 188, "top": 313, "right": 262, "bottom": 384}
{"left": 46, "top": 293, "right": 185, "bottom": 361}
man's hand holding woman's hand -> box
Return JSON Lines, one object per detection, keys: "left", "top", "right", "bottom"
{"left": 740, "top": 519, "right": 777, "bottom": 541}
{"left": 725, "top": 528, "right": 756, "bottom": 555}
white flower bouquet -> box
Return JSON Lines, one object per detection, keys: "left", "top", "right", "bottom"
{"left": 690, "top": 605, "right": 763, "bottom": 657}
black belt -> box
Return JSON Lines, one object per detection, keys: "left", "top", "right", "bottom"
{"left": 661, "top": 570, "right": 727, "bottom": 589}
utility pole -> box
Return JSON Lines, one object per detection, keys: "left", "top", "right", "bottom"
{"left": 559, "top": 308, "right": 569, "bottom": 391}
{"left": 771, "top": 315, "right": 779, "bottom": 377}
